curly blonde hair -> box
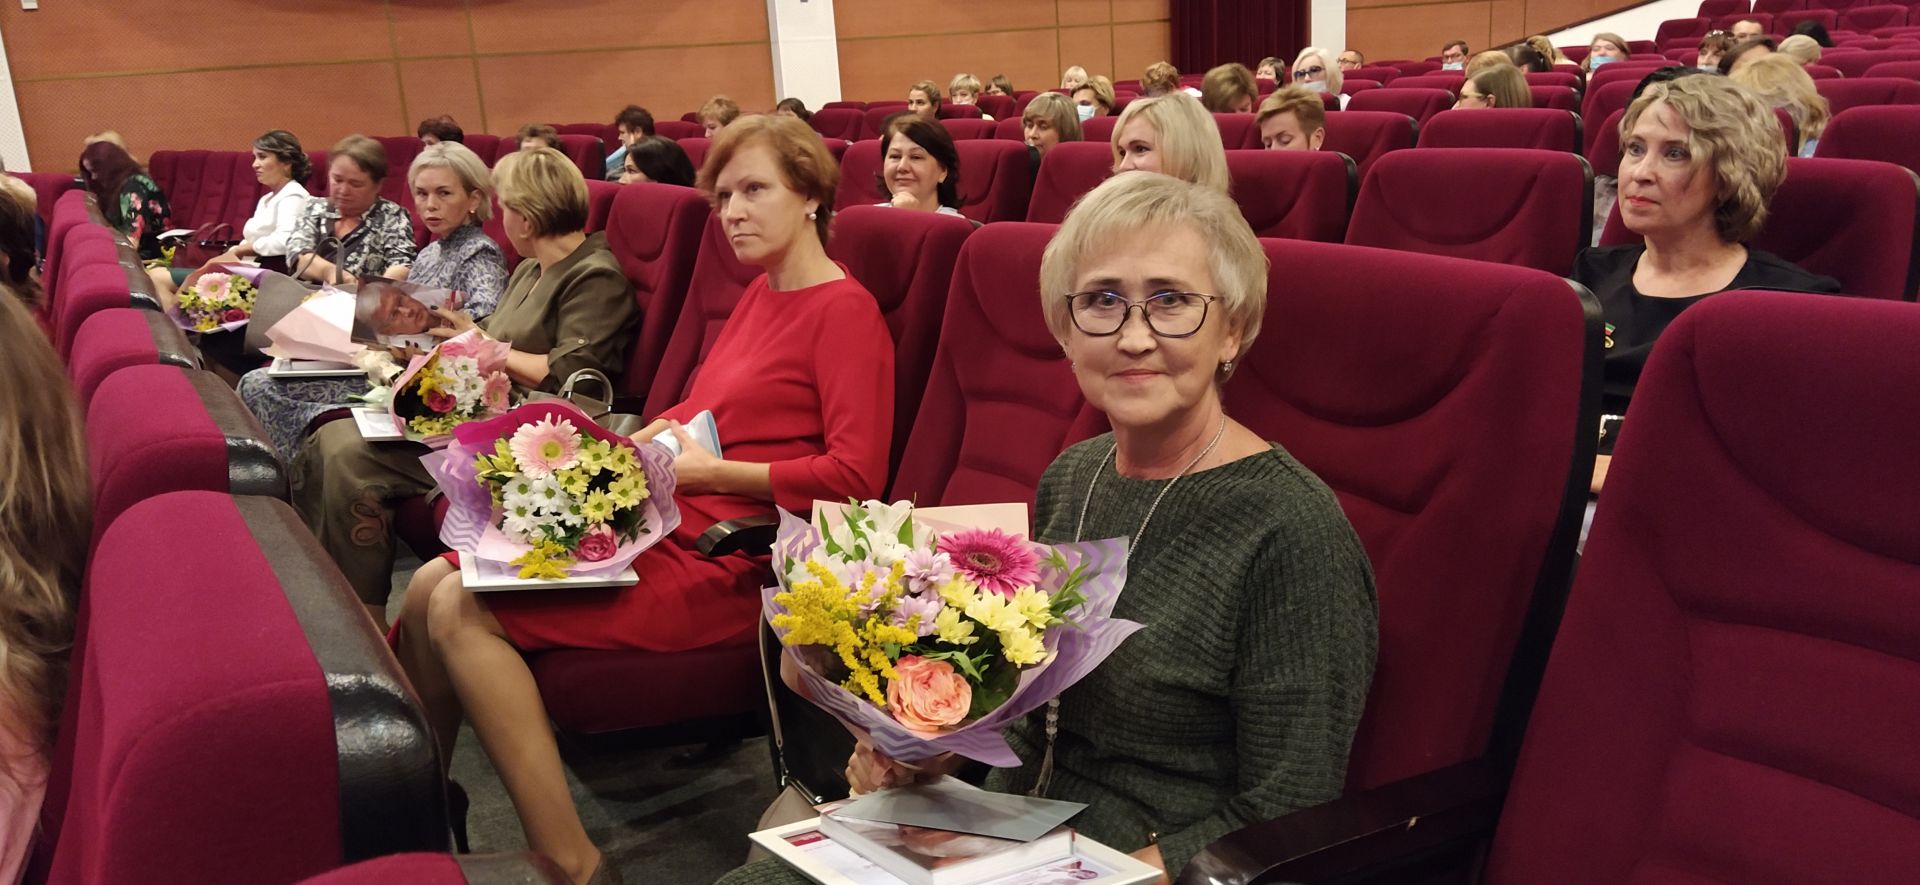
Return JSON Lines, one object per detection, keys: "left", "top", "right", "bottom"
{"left": 0, "top": 291, "right": 83, "bottom": 794}
{"left": 1622, "top": 75, "right": 1785, "bottom": 243}
{"left": 1731, "top": 53, "right": 1830, "bottom": 153}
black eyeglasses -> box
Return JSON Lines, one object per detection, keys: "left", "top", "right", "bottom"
{"left": 1066, "top": 291, "right": 1217, "bottom": 337}
{"left": 1293, "top": 65, "right": 1325, "bottom": 79}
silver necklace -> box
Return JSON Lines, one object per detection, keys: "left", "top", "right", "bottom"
{"left": 1029, "top": 415, "right": 1229, "bottom": 798}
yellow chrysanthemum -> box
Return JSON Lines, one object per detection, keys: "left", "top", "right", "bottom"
{"left": 1011, "top": 586, "right": 1055, "bottom": 630}
{"left": 581, "top": 490, "right": 616, "bottom": 523}
{"left": 936, "top": 576, "right": 978, "bottom": 609}
{"left": 606, "top": 474, "right": 648, "bottom": 508}
{"left": 575, "top": 440, "right": 612, "bottom": 474}
{"left": 933, "top": 606, "right": 977, "bottom": 646}
{"left": 999, "top": 626, "right": 1047, "bottom": 666}
{"left": 964, "top": 592, "right": 1028, "bottom": 633}
{"left": 557, "top": 467, "right": 592, "bottom": 498}
{"left": 606, "top": 444, "right": 639, "bottom": 476}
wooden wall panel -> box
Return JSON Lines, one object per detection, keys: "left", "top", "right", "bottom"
{"left": 1349, "top": 0, "right": 1631, "bottom": 63}
{"left": 477, "top": 45, "right": 776, "bottom": 136}
{"left": 835, "top": 0, "right": 1171, "bottom": 101}
{"left": 464, "top": 0, "right": 766, "bottom": 53}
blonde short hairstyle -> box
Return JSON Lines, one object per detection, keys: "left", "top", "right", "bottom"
{"left": 1778, "top": 34, "right": 1822, "bottom": 64}
{"left": 1292, "top": 47, "right": 1344, "bottom": 93}
{"left": 408, "top": 142, "right": 495, "bottom": 222}
{"left": 1023, "top": 92, "right": 1084, "bottom": 143}
{"left": 1467, "top": 50, "right": 1515, "bottom": 78}
{"left": 910, "top": 79, "right": 942, "bottom": 109}
{"left": 1257, "top": 85, "right": 1328, "bottom": 135}
{"left": 1469, "top": 64, "right": 1532, "bottom": 109}
{"left": 1200, "top": 63, "right": 1258, "bottom": 112}
{"left": 1142, "top": 61, "right": 1181, "bottom": 96}
{"left": 698, "top": 95, "right": 741, "bottom": 126}
{"left": 1075, "top": 76, "right": 1117, "bottom": 112}
{"left": 1110, "top": 93, "right": 1229, "bottom": 194}
{"left": 1061, "top": 65, "right": 1089, "bottom": 89}
{"left": 1621, "top": 75, "right": 1784, "bottom": 243}
{"left": 1040, "top": 173, "right": 1268, "bottom": 366}
{"left": 949, "top": 73, "right": 982, "bottom": 97}
{"left": 1526, "top": 35, "right": 1568, "bottom": 64}
{"left": 492, "top": 146, "right": 588, "bottom": 237}
{"left": 1731, "top": 52, "right": 1830, "bottom": 149}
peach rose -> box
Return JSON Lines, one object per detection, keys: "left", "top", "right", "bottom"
{"left": 886, "top": 655, "right": 972, "bottom": 734}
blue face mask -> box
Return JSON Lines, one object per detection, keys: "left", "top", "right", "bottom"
{"left": 1300, "top": 80, "right": 1329, "bottom": 93}
{"left": 1698, "top": 62, "right": 1719, "bottom": 72}
{"left": 1076, "top": 104, "right": 1095, "bottom": 122}
{"left": 1589, "top": 54, "right": 1616, "bottom": 68}
{"left": 1441, "top": 61, "right": 1464, "bottom": 70}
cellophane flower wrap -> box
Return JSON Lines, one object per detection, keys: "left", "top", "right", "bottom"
{"left": 422, "top": 401, "right": 681, "bottom": 580}
{"left": 763, "top": 501, "right": 1141, "bottom": 766}
{"left": 174, "top": 271, "right": 255, "bottom": 333}
{"left": 386, "top": 330, "right": 513, "bottom": 444}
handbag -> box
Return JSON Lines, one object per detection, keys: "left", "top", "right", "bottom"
{"left": 171, "top": 222, "right": 238, "bottom": 269}
{"left": 529, "top": 369, "right": 646, "bottom": 437}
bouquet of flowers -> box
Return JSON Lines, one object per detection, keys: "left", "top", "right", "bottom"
{"left": 174, "top": 271, "right": 256, "bottom": 333}
{"left": 764, "top": 501, "right": 1140, "bottom": 766}
{"left": 424, "top": 401, "right": 680, "bottom": 581}
{"left": 381, "top": 330, "right": 512, "bottom": 443}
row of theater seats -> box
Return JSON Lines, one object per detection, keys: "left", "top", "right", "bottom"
{"left": 33, "top": 192, "right": 564, "bottom": 884}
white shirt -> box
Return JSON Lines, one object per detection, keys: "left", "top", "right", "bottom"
{"left": 243, "top": 180, "right": 312, "bottom": 257}
{"left": 873, "top": 202, "right": 964, "bottom": 217}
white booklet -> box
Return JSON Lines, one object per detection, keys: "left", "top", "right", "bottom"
{"left": 750, "top": 818, "right": 1160, "bottom": 885}
{"left": 351, "top": 407, "right": 404, "bottom": 442}
{"left": 653, "top": 409, "right": 722, "bottom": 458}
{"left": 459, "top": 554, "right": 639, "bottom": 592}
{"left": 267, "top": 356, "right": 363, "bottom": 378}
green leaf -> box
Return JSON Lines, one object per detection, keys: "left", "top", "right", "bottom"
{"left": 918, "top": 648, "right": 984, "bottom": 682}
{"left": 966, "top": 661, "right": 1020, "bottom": 718}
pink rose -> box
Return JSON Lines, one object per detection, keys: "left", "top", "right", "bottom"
{"left": 576, "top": 524, "right": 618, "bottom": 562}
{"left": 222, "top": 308, "right": 248, "bottom": 323}
{"left": 424, "top": 389, "right": 457, "bottom": 413}
{"left": 886, "top": 655, "right": 972, "bottom": 734}
{"left": 482, "top": 372, "right": 511, "bottom": 414}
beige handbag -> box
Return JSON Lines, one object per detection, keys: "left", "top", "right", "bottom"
{"left": 529, "top": 369, "right": 646, "bottom": 437}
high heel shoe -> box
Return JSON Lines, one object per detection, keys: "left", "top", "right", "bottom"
{"left": 446, "top": 779, "right": 470, "bottom": 854}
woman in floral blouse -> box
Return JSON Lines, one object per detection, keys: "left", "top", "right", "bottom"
{"left": 284, "top": 134, "right": 418, "bottom": 285}
{"left": 79, "top": 141, "right": 172, "bottom": 261}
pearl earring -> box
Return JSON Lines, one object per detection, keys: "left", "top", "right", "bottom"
{"left": 1220, "top": 359, "right": 1235, "bottom": 373}
{"left": 807, "top": 210, "right": 817, "bottom": 221}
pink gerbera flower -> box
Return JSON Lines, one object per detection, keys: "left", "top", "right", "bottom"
{"left": 482, "top": 372, "right": 511, "bottom": 414}
{"left": 937, "top": 529, "right": 1041, "bottom": 598}
{"left": 508, "top": 415, "right": 582, "bottom": 477}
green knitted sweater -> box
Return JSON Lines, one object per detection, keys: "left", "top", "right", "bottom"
{"left": 716, "top": 435, "right": 1378, "bottom": 883}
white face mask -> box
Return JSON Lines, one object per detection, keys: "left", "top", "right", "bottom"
{"left": 1442, "top": 61, "right": 1464, "bottom": 70}
{"left": 1077, "top": 104, "right": 1095, "bottom": 121}
{"left": 1300, "top": 80, "right": 1329, "bottom": 93}
{"left": 1698, "top": 63, "right": 1719, "bottom": 72}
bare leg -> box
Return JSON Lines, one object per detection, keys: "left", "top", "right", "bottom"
{"left": 395, "top": 558, "right": 462, "bottom": 767}
{"left": 146, "top": 265, "right": 177, "bottom": 312}
{"left": 429, "top": 577, "right": 603, "bottom": 884}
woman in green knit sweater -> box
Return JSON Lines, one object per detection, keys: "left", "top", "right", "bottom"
{"left": 718, "top": 173, "right": 1378, "bottom": 884}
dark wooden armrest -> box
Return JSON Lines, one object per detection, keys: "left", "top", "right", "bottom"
{"left": 1175, "top": 755, "right": 1510, "bottom": 885}
{"left": 697, "top": 515, "right": 779, "bottom": 557}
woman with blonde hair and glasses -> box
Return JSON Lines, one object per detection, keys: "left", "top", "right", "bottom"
{"left": 0, "top": 290, "right": 86, "bottom": 883}
{"left": 1110, "top": 93, "right": 1230, "bottom": 192}
{"left": 1289, "top": 46, "right": 1348, "bottom": 108}
{"left": 718, "top": 168, "right": 1377, "bottom": 885}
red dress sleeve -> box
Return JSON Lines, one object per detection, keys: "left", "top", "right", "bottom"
{"left": 766, "top": 285, "right": 895, "bottom": 513}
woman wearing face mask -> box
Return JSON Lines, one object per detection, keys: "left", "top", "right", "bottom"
{"left": 1289, "top": 47, "right": 1349, "bottom": 109}
{"left": 1110, "top": 93, "right": 1230, "bottom": 192}
{"left": 1697, "top": 31, "right": 1734, "bottom": 72}
{"left": 285, "top": 134, "right": 417, "bottom": 286}
{"left": 1073, "top": 76, "right": 1118, "bottom": 120}
{"left": 875, "top": 116, "right": 965, "bottom": 216}
{"left": 238, "top": 142, "right": 509, "bottom": 460}
{"left": 1583, "top": 32, "right": 1631, "bottom": 73}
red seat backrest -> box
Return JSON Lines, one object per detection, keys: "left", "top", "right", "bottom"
{"left": 952, "top": 139, "right": 1036, "bottom": 222}
{"left": 677, "top": 137, "right": 712, "bottom": 172}
{"left": 654, "top": 120, "right": 706, "bottom": 141}
{"left": 1523, "top": 71, "right": 1581, "bottom": 91}
{"left": 1655, "top": 16, "right": 1712, "bottom": 42}
{"left": 1585, "top": 62, "right": 1670, "bottom": 95}
{"left": 1698, "top": 0, "right": 1746, "bottom": 16}
{"left": 1827, "top": 48, "right": 1920, "bottom": 76}
{"left": 1582, "top": 80, "right": 1639, "bottom": 153}
{"left": 1341, "top": 79, "right": 1384, "bottom": 97}
{"left": 976, "top": 94, "right": 1017, "bottom": 120}
{"left": 1394, "top": 61, "right": 1443, "bottom": 76}
{"left": 862, "top": 106, "right": 906, "bottom": 140}
{"left": 1778, "top": 7, "right": 1840, "bottom": 30}
{"left": 825, "top": 205, "right": 973, "bottom": 473}
{"left": 1347, "top": 148, "right": 1593, "bottom": 274}
{"left": 821, "top": 100, "right": 866, "bottom": 112}
{"left": 1816, "top": 104, "right": 1920, "bottom": 179}
{"left": 1387, "top": 74, "right": 1464, "bottom": 97}
{"left": 640, "top": 214, "right": 762, "bottom": 416}
{"left": 887, "top": 222, "right": 1106, "bottom": 505}
{"left": 1347, "top": 65, "right": 1403, "bottom": 83}
{"left": 1320, "top": 110, "right": 1419, "bottom": 181}
{"left": 554, "top": 122, "right": 618, "bottom": 149}
{"left": 1212, "top": 112, "right": 1260, "bottom": 149}
{"left": 939, "top": 118, "right": 998, "bottom": 140}
{"left": 809, "top": 108, "right": 865, "bottom": 141}
{"left": 67, "top": 307, "right": 198, "bottom": 407}
{"left": 1805, "top": 63, "right": 1843, "bottom": 78}
{"left": 602, "top": 183, "right": 710, "bottom": 397}
{"left": 1487, "top": 291, "right": 1920, "bottom": 885}
{"left": 1863, "top": 58, "right": 1920, "bottom": 76}
{"left": 461, "top": 133, "right": 502, "bottom": 162}
{"left": 993, "top": 117, "right": 1026, "bottom": 141}
{"left": 834, "top": 139, "right": 886, "bottom": 210}
{"left": 1816, "top": 76, "right": 1920, "bottom": 115}
{"left": 1234, "top": 238, "right": 1598, "bottom": 787}
{"left": 1751, "top": 0, "right": 1799, "bottom": 13}
{"left": 1418, "top": 107, "right": 1582, "bottom": 152}
{"left": 1587, "top": 108, "right": 1627, "bottom": 179}
{"left": 583, "top": 179, "right": 621, "bottom": 232}
{"left": 1842, "top": 3, "right": 1910, "bottom": 27}
{"left": 13, "top": 171, "right": 79, "bottom": 225}
{"left": 552, "top": 134, "right": 605, "bottom": 181}
{"left": 936, "top": 104, "right": 984, "bottom": 119}
{"left": 373, "top": 136, "right": 425, "bottom": 207}
{"left": 1712, "top": 9, "right": 1775, "bottom": 28}
{"left": 1224, "top": 149, "right": 1356, "bottom": 241}
{"left": 1346, "top": 88, "right": 1455, "bottom": 124}
{"left": 1081, "top": 115, "right": 1119, "bottom": 143}
{"left": 1602, "top": 156, "right": 1920, "bottom": 299}
{"left": 1531, "top": 84, "right": 1581, "bottom": 112}
{"left": 1024, "top": 141, "right": 1113, "bottom": 223}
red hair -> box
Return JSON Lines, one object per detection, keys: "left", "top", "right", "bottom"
{"left": 79, "top": 141, "right": 143, "bottom": 226}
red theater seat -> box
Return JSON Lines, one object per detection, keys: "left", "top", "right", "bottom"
{"left": 1347, "top": 148, "right": 1593, "bottom": 274}
{"left": 1321, "top": 110, "right": 1419, "bottom": 179}
{"left": 952, "top": 139, "right": 1036, "bottom": 222}
{"left": 1582, "top": 81, "right": 1639, "bottom": 153}
{"left": 939, "top": 117, "right": 998, "bottom": 140}
{"left": 299, "top": 853, "right": 569, "bottom": 885}
{"left": 1227, "top": 239, "right": 1598, "bottom": 789}
{"left": 862, "top": 106, "right": 907, "bottom": 140}
{"left": 603, "top": 183, "right": 711, "bottom": 398}
{"left": 1805, "top": 63, "right": 1844, "bottom": 78}
{"left": 1347, "top": 88, "right": 1455, "bottom": 124}
{"left": 1828, "top": 48, "right": 1920, "bottom": 76}
{"left": 809, "top": 107, "right": 865, "bottom": 141}
{"left": 889, "top": 222, "right": 1107, "bottom": 506}
{"left": 373, "top": 136, "right": 425, "bottom": 206}
{"left": 1816, "top": 104, "right": 1920, "bottom": 179}
{"left": 638, "top": 215, "right": 761, "bottom": 418}
{"left": 1340, "top": 79, "right": 1383, "bottom": 97}
{"left": 1178, "top": 291, "right": 1920, "bottom": 885}
{"left": 992, "top": 117, "right": 1025, "bottom": 141}
{"left": 1712, "top": 10, "right": 1775, "bottom": 29}
{"left": 146, "top": 149, "right": 264, "bottom": 231}
{"left": 1394, "top": 60, "right": 1443, "bottom": 76}
{"left": 1656, "top": 16, "right": 1713, "bottom": 43}
{"left": 85, "top": 365, "right": 286, "bottom": 534}
{"left": 1025, "top": 141, "right": 1113, "bottom": 223}
{"left": 66, "top": 307, "right": 199, "bottom": 406}
{"left": 12, "top": 170, "right": 80, "bottom": 224}
{"left": 1387, "top": 74, "right": 1465, "bottom": 97}
{"left": 677, "top": 136, "right": 712, "bottom": 171}
{"left": 1346, "top": 65, "right": 1403, "bottom": 83}
{"left": 55, "top": 240, "right": 155, "bottom": 358}
{"left": 1602, "top": 156, "right": 1920, "bottom": 299}
{"left": 44, "top": 492, "right": 447, "bottom": 885}
{"left": 977, "top": 94, "right": 1017, "bottom": 120}
{"left": 583, "top": 179, "right": 620, "bottom": 232}
{"left": 1817, "top": 76, "right": 1920, "bottom": 114}
{"left": 1531, "top": 85, "right": 1581, "bottom": 112}
{"left": 1779, "top": 7, "right": 1841, "bottom": 31}
{"left": 553, "top": 134, "right": 605, "bottom": 180}
{"left": 834, "top": 139, "right": 887, "bottom": 210}
{"left": 1844, "top": 3, "right": 1910, "bottom": 27}
{"left": 936, "top": 103, "right": 984, "bottom": 119}
{"left": 1863, "top": 58, "right": 1920, "bottom": 76}
{"left": 1212, "top": 113, "right": 1259, "bottom": 149}
{"left": 1699, "top": 0, "right": 1746, "bottom": 16}
{"left": 1522, "top": 71, "right": 1580, "bottom": 91}
{"left": 1418, "top": 108, "right": 1582, "bottom": 152}
{"left": 554, "top": 122, "right": 617, "bottom": 150}
{"left": 654, "top": 119, "right": 706, "bottom": 141}
{"left": 1081, "top": 115, "right": 1119, "bottom": 143}
{"left": 1224, "top": 149, "right": 1357, "bottom": 241}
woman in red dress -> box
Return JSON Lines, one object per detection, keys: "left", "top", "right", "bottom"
{"left": 390, "top": 115, "right": 896, "bottom": 885}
